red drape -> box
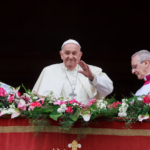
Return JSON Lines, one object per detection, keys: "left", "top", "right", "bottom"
{"left": 1, "top": 117, "right": 150, "bottom": 150}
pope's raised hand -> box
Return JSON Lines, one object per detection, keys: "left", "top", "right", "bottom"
{"left": 78, "top": 60, "right": 94, "bottom": 80}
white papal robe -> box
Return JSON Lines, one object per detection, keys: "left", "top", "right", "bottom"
{"left": 32, "top": 63, "right": 113, "bottom": 104}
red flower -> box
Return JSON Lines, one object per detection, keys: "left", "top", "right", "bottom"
{"left": 29, "top": 101, "right": 42, "bottom": 110}
{"left": 68, "top": 99, "right": 79, "bottom": 104}
{"left": 20, "top": 95, "right": 31, "bottom": 103}
{"left": 107, "top": 102, "right": 121, "bottom": 109}
{"left": 65, "top": 106, "right": 73, "bottom": 114}
{"left": 17, "top": 92, "right": 21, "bottom": 97}
{"left": 7, "top": 96, "right": 15, "bottom": 103}
{"left": 0, "top": 87, "right": 6, "bottom": 97}
{"left": 53, "top": 100, "right": 67, "bottom": 105}
{"left": 87, "top": 99, "right": 97, "bottom": 106}
{"left": 143, "top": 95, "right": 150, "bottom": 104}
{"left": 112, "top": 102, "right": 121, "bottom": 108}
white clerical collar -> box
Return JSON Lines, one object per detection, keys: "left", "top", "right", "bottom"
{"left": 62, "top": 63, "right": 79, "bottom": 72}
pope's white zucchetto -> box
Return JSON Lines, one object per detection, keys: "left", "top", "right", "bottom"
{"left": 61, "top": 39, "right": 81, "bottom": 49}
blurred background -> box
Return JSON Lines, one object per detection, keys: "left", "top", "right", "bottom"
{"left": 0, "top": 1, "right": 149, "bottom": 100}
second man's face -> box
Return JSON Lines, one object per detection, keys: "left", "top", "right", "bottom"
{"left": 131, "top": 55, "right": 147, "bottom": 79}
{"left": 60, "top": 43, "right": 82, "bottom": 70}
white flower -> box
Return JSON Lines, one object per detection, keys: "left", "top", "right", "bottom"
{"left": 119, "top": 106, "right": 127, "bottom": 112}
{"left": 0, "top": 109, "right": 8, "bottom": 116}
{"left": 100, "top": 103, "right": 107, "bottom": 109}
{"left": 118, "top": 101, "right": 129, "bottom": 117}
{"left": 122, "top": 103, "right": 128, "bottom": 107}
{"left": 78, "top": 144, "right": 81, "bottom": 148}
{"left": 23, "top": 93, "right": 31, "bottom": 98}
{"left": 73, "top": 103, "right": 78, "bottom": 106}
{"left": 8, "top": 107, "right": 20, "bottom": 119}
{"left": 122, "top": 99, "right": 128, "bottom": 103}
{"left": 33, "top": 96, "right": 38, "bottom": 100}
{"left": 7, "top": 108, "right": 15, "bottom": 114}
{"left": 98, "top": 99, "right": 103, "bottom": 103}
{"left": 96, "top": 100, "right": 107, "bottom": 109}
{"left": 57, "top": 104, "right": 66, "bottom": 113}
{"left": 118, "top": 112, "right": 127, "bottom": 117}
{"left": 48, "top": 95, "right": 57, "bottom": 103}
{"left": 57, "top": 108, "right": 63, "bottom": 113}
{"left": 9, "top": 103, "right": 15, "bottom": 109}
{"left": 11, "top": 111, "right": 20, "bottom": 119}
{"left": 13, "top": 88, "right": 20, "bottom": 98}
{"left": 82, "top": 114, "right": 91, "bottom": 122}
{"left": 60, "top": 104, "right": 66, "bottom": 110}
{"left": 138, "top": 114, "right": 149, "bottom": 122}
{"left": 104, "top": 101, "right": 108, "bottom": 105}
{"left": 48, "top": 99, "right": 55, "bottom": 103}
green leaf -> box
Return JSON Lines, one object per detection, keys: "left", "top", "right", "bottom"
{"left": 0, "top": 103, "right": 4, "bottom": 107}
{"left": 59, "top": 119, "right": 74, "bottom": 130}
{"left": 70, "top": 108, "right": 80, "bottom": 121}
{"left": 90, "top": 104, "right": 97, "bottom": 110}
{"left": 22, "top": 84, "right": 31, "bottom": 93}
{"left": 81, "top": 109, "right": 90, "bottom": 115}
{"left": 117, "top": 104, "right": 122, "bottom": 107}
{"left": 10, "top": 87, "right": 14, "bottom": 90}
{"left": 14, "top": 108, "right": 19, "bottom": 112}
{"left": 49, "top": 113, "right": 62, "bottom": 121}
{"left": 22, "top": 83, "right": 27, "bottom": 92}
{"left": 16, "top": 86, "right": 20, "bottom": 90}
{"left": 128, "top": 97, "right": 135, "bottom": 102}
{"left": 142, "top": 105, "right": 149, "bottom": 114}
{"left": 43, "top": 107, "right": 52, "bottom": 113}
{"left": 50, "top": 105, "right": 60, "bottom": 111}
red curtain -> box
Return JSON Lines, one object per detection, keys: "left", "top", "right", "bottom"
{"left": 1, "top": 117, "right": 150, "bottom": 150}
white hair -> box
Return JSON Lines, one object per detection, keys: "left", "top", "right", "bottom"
{"left": 131, "top": 50, "right": 150, "bottom": 62}
{"left": 61, "top": 39, "right": 81, "bottom": 51}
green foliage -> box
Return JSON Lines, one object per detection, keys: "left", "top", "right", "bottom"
{"left": 105, "top": 95, "right": 117, "bottom": 104}
{"left": 0, "top": 103, "right": 4, "bottom": 107}
{"left": 70, "top": 108, "right": 80, "bottom": 121}
{"left": 59, "top": 119, "right": 74, "bottom": 130}
{"left": 22, "top": 84, "right": 31, "bottom": 93}
{"left": 121, "top": 95, "right": 150, "bottom": 128}
{"left": 90, "top": 104, "right": 97, "bottom": 114}
{"left": 2, "top": 84, "right": 150, "bottom": 131}
{"left": 50, "top": 112, "right": 62, "bottom": 121}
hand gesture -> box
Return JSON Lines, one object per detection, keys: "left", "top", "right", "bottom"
{"left": 78, "top": 60, "right": 94, "bottom": 80}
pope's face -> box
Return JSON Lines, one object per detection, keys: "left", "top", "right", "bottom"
{"left": 60, "top": 43, "right": 82, "bottom": 70}
{"left": 131, "top": 55, "right": 147, "bottom": 79}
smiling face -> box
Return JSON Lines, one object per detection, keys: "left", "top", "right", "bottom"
{"left": 60, "top": 43, "right": 82, "bottom": 70}
{"left": 131, "top": 55, "right": 149, "bottom": 79}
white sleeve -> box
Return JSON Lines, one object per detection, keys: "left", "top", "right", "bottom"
{"left": 89, "top": 73, "right": 113, "bottom": 97}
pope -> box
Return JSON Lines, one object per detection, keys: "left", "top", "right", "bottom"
{"left": 32, "top": 39, "right": 113, "bottom": 104}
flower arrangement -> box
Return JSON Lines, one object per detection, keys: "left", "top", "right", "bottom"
{"left": 1, "top": 83, "right": 150, "bottom": 130}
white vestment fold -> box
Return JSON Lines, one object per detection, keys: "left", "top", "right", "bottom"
{"left": 32, "top": 63, "right": 113, "bottom": 104}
